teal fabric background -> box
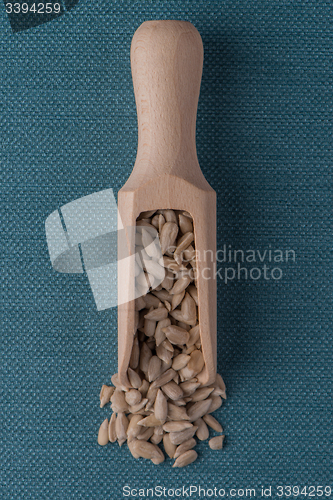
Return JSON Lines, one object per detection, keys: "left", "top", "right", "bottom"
{"left": 1, "top": 1, "right": 332, "bottom": 499}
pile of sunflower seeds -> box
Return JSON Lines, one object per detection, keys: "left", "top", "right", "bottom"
{"left": 98, "top": 209, "right": 226, "bottom": 467}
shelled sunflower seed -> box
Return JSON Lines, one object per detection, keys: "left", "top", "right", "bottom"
{"left": 98, "top": 209, "right": 226, "bottom": 466}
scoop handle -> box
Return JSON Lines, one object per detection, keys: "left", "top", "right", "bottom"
{"left": 118, "top": 21, "right": 217, "bottom": 388}
{"left": 130, "top": 20, "right": 204, "bottom": 181}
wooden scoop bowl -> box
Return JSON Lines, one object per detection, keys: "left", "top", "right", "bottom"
{"left": 117, "top": 20, "right": 216, "bottom": 387}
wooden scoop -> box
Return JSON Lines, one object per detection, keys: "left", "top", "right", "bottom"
{"left": 117, "top": 20, "right": 216, "bottom": 387}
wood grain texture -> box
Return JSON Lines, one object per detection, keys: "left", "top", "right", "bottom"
{"left": 118, "top": 20, "right": 216, "bottom": 386}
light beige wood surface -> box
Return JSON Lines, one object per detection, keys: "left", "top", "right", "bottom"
{"left": 118, "top": 20, "right": 217, "bottom": 387}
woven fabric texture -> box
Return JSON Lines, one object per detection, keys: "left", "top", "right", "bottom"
{"left": 1, "top": 1, "right": 332, "bottom": 499}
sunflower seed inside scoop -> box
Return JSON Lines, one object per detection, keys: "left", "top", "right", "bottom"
{"left": 163, "top": 325, "right": 190, "bottom": 345}
{"left": 178, "top": 214, "right": 193, "bottom": 234}
{"left": 127, "top": 368, "right": 142, "bottom": 389}
{"left": 160, "top": 222, "right": 178, "bottom": 255}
